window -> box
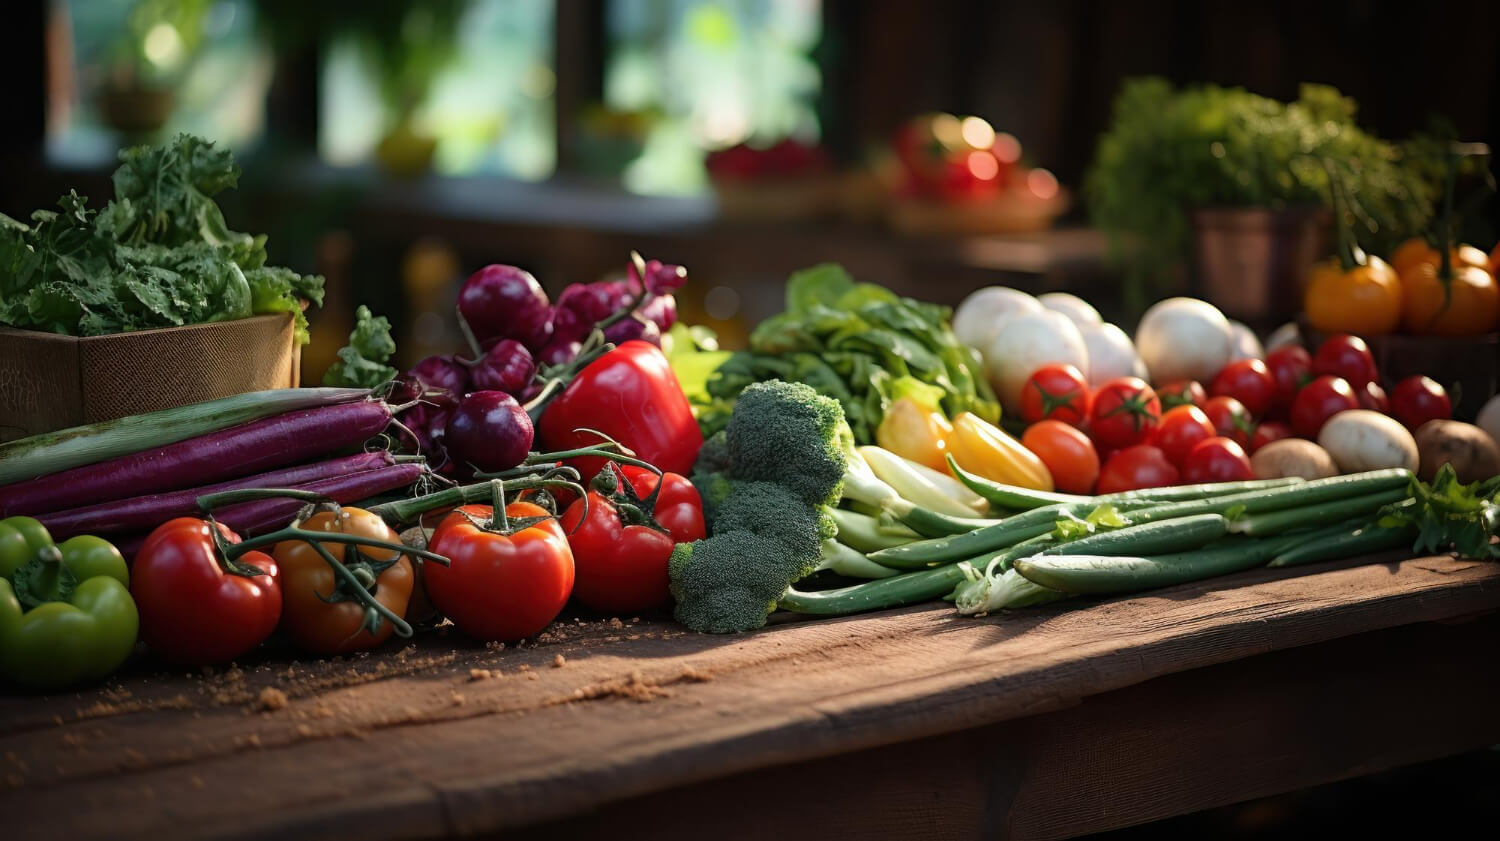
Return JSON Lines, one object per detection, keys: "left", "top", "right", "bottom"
{"left": 604, "top": 0, "right": 822, "bottom": 194}
{"left": 319, "top": 0, "right": 556, "bottom": 179}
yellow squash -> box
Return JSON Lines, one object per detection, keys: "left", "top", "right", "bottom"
{"left": 946, "top": 412, "right": 1054, "bottom": 491}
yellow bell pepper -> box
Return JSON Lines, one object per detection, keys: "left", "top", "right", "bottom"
{"left": 875, "top": 396, "right": 953, "bottom": 472}
{"left": 947, "top": 412, "right": 1054, "bottom": 491}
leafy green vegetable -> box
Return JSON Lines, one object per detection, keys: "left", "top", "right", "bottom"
{"left": 0, "top": 134, "right": 323, "bottom": 342}
{"left": 1381, "top": 464, "right": 1500, "bottom": 560}
{"left": 702, "top": 263, "right": 997, "bottom": 442}
{"left": 322, "top": 306, "right": 398, "bottom": 389}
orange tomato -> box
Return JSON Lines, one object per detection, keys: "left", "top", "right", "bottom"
{"left": 1303, "top": 255, "right": 1402, "bottom": 336}
{"left": 1020, "top": 420, "right": 1098, "bottom": 495}
{"left": 1390, "top": 237, "right": 1488, "bottom": 276}
{"left": 1399, "top": 261, "right": 1500, "bottom": 335}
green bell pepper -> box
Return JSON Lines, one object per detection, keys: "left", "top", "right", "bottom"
{"left": 0, "top": 516, "right": 138, "bottom": 690}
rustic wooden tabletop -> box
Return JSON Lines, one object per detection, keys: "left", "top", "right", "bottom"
{"left": 3, "top": 553, "right": 1498, "bottom": 840}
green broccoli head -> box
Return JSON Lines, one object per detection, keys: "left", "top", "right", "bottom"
{"left": 691, "top": 470, "right": 733, "bottom": 528}
{"left": 692, "top": 429, "right": 732, "bottom": 478}
{"left": 669, "top": 533, "right": 799, "bottom": 633}
{"left": 725, "top": 380, "right": 848, "bottom": 508}
{"left": 712, "top": 481, "right": 833, "bottom": 567}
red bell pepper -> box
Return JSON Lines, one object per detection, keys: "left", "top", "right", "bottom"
{"left": 559, "top": 465, "right": 705, "bottom": 614}
{"left": 538, "top": 340, "right": 702, "bottom": 479}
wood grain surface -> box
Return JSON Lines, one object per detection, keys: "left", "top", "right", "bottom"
{"left": 1, "top": 553, "right": 1496, "bottom": 840}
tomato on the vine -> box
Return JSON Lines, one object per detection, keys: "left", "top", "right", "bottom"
{"left": 1155, "top": 380, "right": 1207, "bottom": 411}
{"left": 1020, "top": 363, "right": 1091, "bottom": 425}
{"left": 1202, "top": 396, "right": 1254, "bottom": 449}
{"left": 1290, "top": 376, "right": 1358, "bottom": 438}
{"left": 1389, "top": 376, "right": 1451, "bottom": 431}
{"left": 1312, "top": 334, "right": 1379, "bottom": 388}
{"left": 1087, "top": 377, "right": 1161, "bottom": 448}
{"left": 1264, "top": 345, "right": 1313, "bottom": 414}
{"left": 1095, "top": 445, "right": 1179, "bottom": 494}
{"left": 1148, "top": 405, "right": 1216, "bottom": 469}
{"left": 1021, "top": 419, "right": 1099, "bottom": 495}
{"left": 426, "top": 501, "right": 574, "bottom": 641}
{"left": 1181, "top": 437, "right": 1254, "bottom": 483}
{"left": 1209, "top": 358, "right": 1276, "bottom": 417}
{"left": 132, "top": 518, "right": 282, "bottom": 665}
{"left": 273, "top": 507, "right": 413, "bottom": 655}
{"left": 1250, "top": 420, "right": 1292, "bottom": 453}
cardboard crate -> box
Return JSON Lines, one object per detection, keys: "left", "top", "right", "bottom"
{"left": 0, "top": 313, "right": 300, "bottom": 443}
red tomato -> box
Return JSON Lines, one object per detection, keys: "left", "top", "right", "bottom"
{"left": 1250, "top": 420, "right": 1292, "bottom": 453}
{"left": 1209, "top": 358, "right": 1276, "bottom": 417}
{"left": 1096, "top": 445, "right": 1179, "bottom": 494}
{"left": 1181, "top": 437, "right": 1254, "bottom": 483}
{"left": 1087, "top": 377, "right": 1162, "bottom": 448}
{"left": 1156, "top": 380, "right": 1207, "bottom": 411}
{"left": 1264, "top": 345, "right": 1313, "bottom": 413}
{"left": 426, "top": 502, "right": 575, "bottom": 641}
{"left": 1149, "top": 405, "right": 1217, "bottom": 468}
{"left": 1312, "top": 334, "right": 1379, "bottom": 388}
{"left": 1202, "top": 396, "right": 1254, "bottom": 448}
{"left": 1357, "top": 381, "right": 1390, "bottom": 413}
{"left": 1290, "top": 376, "right": 1359, "bottom": 437}
{"left": 1389, "top": 376, "right": 1452, "bottom": 431}
{"left": 132, "top": 518, "right": 282, "bottom": 665}
{"left": 1021, "top": 419, "right": 1099, "bottom": 495}
{"left": 1020, "top": 363, "right": 1091, "bottom": 425}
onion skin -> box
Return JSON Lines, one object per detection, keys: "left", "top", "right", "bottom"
{"left": 1414, "top": 420, "right": 1500, "bottom": 483}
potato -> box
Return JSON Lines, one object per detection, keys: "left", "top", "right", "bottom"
{"left": 1250, "top": 439, "right": 1338, "bottom": 480}
{"left": 1414, "top": 420, "right": 1500, "bottom": 483}
{"left": 1317, "top": 410, "right": 1418, "bottom": 474}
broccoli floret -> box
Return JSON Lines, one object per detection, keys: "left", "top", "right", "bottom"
{"left": 712, "top": 481, "right": 834, "bottom": 568}
{"left": 724, "top": 380, "right": 847, "bottom": 508}
{"left": 669, "top": 533, "right": 799, "bottom": 633}
{"left": 693, "top": 429, "right": 732, "bottom": 477}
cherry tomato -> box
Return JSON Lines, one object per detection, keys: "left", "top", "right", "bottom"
{"left": 1087, "top": 377, "right": 1161, "bottom": 449}
{"left": 1312, "top": 334, "right": 1379, "bottom": 388}
{"left": 1020, "top": 363, "right": 1091, "bottom": 426}
{"left": 1020, "top": 420, "right": 1099, "bottom": 495}
{"left": 1095, "top": 445, "right": 1179, "bottom": 494}
{"left": 1389, "top": 376, "right": 1451, "bottom": 431}
{"left": 1250, "top": 420, "right": 1292, "bottom": 453}
{"left": 1148, "top": 405, "right": 1217, "bottom": 469}
{"left": 426, "top": 502, "right": 574, "bottom": 641}
{"left": 1202, "top": 396, "right": 1254, "bottom": 449}
{"left": 1181, "top": 437, "right": 1254, "bottom": 483}
{"left": 1264, "top": 345, "right": 1313, "bottom": 414}
{"left": 1209, "top": 358, "right": 1276, "bottom": 418}
{"left": 132, "top": 518, "right": 282, "bottom": 665}
{"left": 1357, "top": 381, "right": 1390, "bottom": 413}
{"left": 1155, "top": 380, "right": 1207, "bottom": 411}
{"left": 1290, "top": 376, "right": 1358, "bottom": 438}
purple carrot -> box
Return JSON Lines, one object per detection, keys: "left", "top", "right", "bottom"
{"left": 0, "top": 401, "right": 394, "bottom": 517}
{"left": 214, "top": 462, "right": 428, "bottom": 536}
{"left": 38, "top": 452, "right": 399, "bottom": 540}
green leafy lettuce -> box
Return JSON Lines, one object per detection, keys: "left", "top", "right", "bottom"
{"left": 322, "top": 306, "right": 398, "bottom": 389}
{"left": 0, "top": 134, "right": 323, "bottom": 342}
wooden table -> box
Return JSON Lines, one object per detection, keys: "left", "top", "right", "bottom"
{"left": 3, "top": 553, "right": 1498, "bottom": 840}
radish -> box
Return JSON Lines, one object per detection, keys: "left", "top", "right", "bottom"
{"left": 446, "top": 391, "right": 534, "bottom": 473}
{"left": 471, "top": 339, "right": 536, "bottom": 395}
{"left": 983, "top": 309, "right": 1090, "bottom": 413}
{"left": 458, "top": 264, "right": 554, "bottom": 352}
{"left": 952, "top": 287, "right": 1041, "bottom": 352}
{"left": 1079, "top": 322, "right": 1147, "bottom": 386}
{"left": 0, "top": 400, "right": 395, "bottom": 517}
{"left": 1038, "top": 292, "right": 1102, "bottom": 329}
{"left": 38, "top": 452, "right": 401, "bottom": 540}
{"left": 1228, "top": 321, "right": 1265, "bottom": 360}
{"left": 1135, "top": 297, "right": 1234, "bottom": 385}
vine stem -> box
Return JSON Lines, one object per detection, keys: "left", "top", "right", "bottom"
{"left": 305, "top": 539, "right": 415, "bottom": 640}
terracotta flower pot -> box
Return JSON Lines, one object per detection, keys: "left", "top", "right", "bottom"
{"left": 1190, "top": 206, "right": 1331, "bottom": 329}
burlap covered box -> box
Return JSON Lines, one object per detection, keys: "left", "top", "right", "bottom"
{"left": 0, "top": 313, "right": 300, "bottom": 443}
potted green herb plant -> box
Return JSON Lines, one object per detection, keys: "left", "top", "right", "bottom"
{"left": 1085, "top": 78, "right": 1434, "bottom": 324}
